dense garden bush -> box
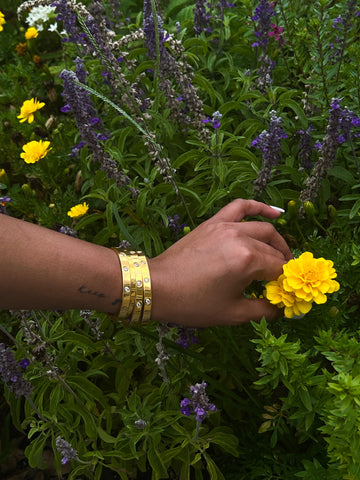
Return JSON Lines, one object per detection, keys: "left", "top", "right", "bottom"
{"left": 1, "top": 0, "right": 360, "bottom": 478}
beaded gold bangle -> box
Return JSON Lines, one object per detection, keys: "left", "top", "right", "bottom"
{"left": 112, "top": 248, "right": 152, "bottom": 325}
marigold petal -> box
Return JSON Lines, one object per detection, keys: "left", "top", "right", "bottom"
{"left": 284, "top": 306, "right": 295, "bottom": 318}
{"left": 297, "top": 300, "right": 313, "bottom": 314}
{"left": 313, "top": 290, "right": 327, "bottom": 304}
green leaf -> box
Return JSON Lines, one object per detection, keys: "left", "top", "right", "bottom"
{"left": 67, "top": 376, "right": 108, "bottom": 407}
{"left": 49, "top": 384, "right": 64, "bottom": 414}
{"left": 66, "top": 404, "right": 97, "bottom": 439}
{"left": 59, "top": 331, "right": 99, "bottom": 353}
{"left": 173, "top": 150, "right": 202, "bottom": 169}
{"left": 97, "top": 426, "right": 117, "bottom": 444}
{"left": 203, "top": 453, "right": 226, "bottom": 480}
{"left": 258, "top": 420, "right": 272, "bottom": 433}
{"left": 304, "top": 412, "right": 315, "bottom": 431}
{"left": 178, "top": 186, "right": 202, "bottom": 206}
{"left": 74, "top": 212, "right": 103, "bottom": 230}
{"left": 278, "top": 98, "right": 308, "bottom": 126}
{"left": 165, "top": 0, "right": 191, "bottom": 17}
{"left": 206, "top": 428, "right": 240, "bottom": 457}
{"left": 136, "top": 189, "right": 149, "bottom": 219}
{"left": 299, "top": 387, "right": 312, "bottom": 411}
{"left": 272, "top": 350, "right": 280, "bottom": 362}
{"left": 279, "top": 357, "right": 288, "bottom": 377}
{"left": 231, "top": 147, "right": 259, "bottom": 163}
{"left": 329, "top": 166, "right": 356, "bottom": 184}
{"left": 349, "top": 198, "right": 360, "bottom": 219}
{"left": 148, "top": 442, "right": 168, "bottom": 478}
{"left": 25, "top": 434, "right": 48, "bottom": 469}
{"left": 194, "top": 73, "right": 217, "bottom": 106}
{"left": 112, "top": 203, "right": 140, "bottom": 249}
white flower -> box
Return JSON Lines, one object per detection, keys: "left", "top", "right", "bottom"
{"left": 48, "top": 22, "right": 58, "bottom": 32}
{"left": 26, "top": 5, "right": 56, "bottom": 31}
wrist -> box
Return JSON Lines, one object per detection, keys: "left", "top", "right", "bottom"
{"left": 147, "top": 256, "right": 170, "bottom": 324}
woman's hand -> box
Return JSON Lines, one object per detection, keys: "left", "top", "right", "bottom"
{"left": 149, "top": 199, "right": 293, "bottom": 327}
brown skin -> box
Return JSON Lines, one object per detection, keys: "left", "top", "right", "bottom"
{"left": 0, "top": 199, "right": 292, "bottom": 326}
{"left": 150, "top": 199, "right": 293, "bottom": 326}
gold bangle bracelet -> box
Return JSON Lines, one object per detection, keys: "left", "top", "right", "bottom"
{"left": 111, "top": 248, "right": 152, "bottom": 325}
{"left": 117, "top": 251, "right": 132, "bottom": 318}
{"left": 139, "top": 257, "right": 152, "bottom": 323}
{"left": 129, "top": 253, "right": 144, "bottom": 324}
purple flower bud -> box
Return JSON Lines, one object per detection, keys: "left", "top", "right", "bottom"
{"left": 61, "top": 104, "right": 71, "bottom": 113}
{"left": 0, "top": 343, "right": 33, "bottom": 397}
{"left": 175, "top": 326, "right": 199, "bottom": 348}
{"left": 180, "top": 397, "right": 192, "bottom": 416}
{"left": 18, "top": 358, "right": 30, "bottom": 369}
{"left": 180, "top": 381, "right": 217, "bottom": 423}
{"left": 56, "top": 436, "right": 78, "bottom": 465}
{"left": 252, "top": 111, "right": 287, "bottom": 194}
{"left": 252, "top": 0, "right": 277, "bottom": 50}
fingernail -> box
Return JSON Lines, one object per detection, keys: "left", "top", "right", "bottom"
{"left": 269, "top": 205, "right": 285, "bottom": 213}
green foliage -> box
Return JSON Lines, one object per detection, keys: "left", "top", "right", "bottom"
{"left": 2, "top": 0, "right": 360, "bottom": 478}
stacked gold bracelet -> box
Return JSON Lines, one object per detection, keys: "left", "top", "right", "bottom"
{"left": 112, "top": 248, "right": 152, "bottom": 325}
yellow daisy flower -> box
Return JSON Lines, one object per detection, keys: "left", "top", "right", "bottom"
{"left": 283, "top": 252, "right": 339, "bottom": 304}
{"left": 67, "top": 202, "right": 89, "bottom": 219}
{"left": 17, "top": 97, "right": 45, "bottom": 124}
{"left": 0, "top": 11, "right": 6, "bottom": 32}
{"left": 25, "top": 27, "right": 39, "bottom": 40}
{"left": 20, "top": 140, "right": 52, "bottom": 164}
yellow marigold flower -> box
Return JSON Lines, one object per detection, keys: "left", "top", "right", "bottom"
{"left": 0, "top": 11, "right": 6, "bottom": 32}
{"left": 265, "top": 274, "right": 313, "bottom": 319}
{"left": 20, "top": 140, "right": 52, "bottom": 164}
{"left": 67, "top": 202, "right": 89, "bottom": 219}
{"left": 25, "top": 27, "right": 38, "bottom": 39}
{"left": 17, "top": 97, "right": 45, "bottom": 124}
{"left": 283, "top": 252, "right": 339, "bottom": 304}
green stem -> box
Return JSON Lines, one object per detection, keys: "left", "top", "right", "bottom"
{"left": 150, "top": 0, "right": 160, "bottom": 113}
{"left": 194, "top": 420, "right": 201, "bottom": 442}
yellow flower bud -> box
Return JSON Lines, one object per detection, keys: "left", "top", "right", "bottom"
{"left": 0, "top": 168, "right": 9, "bottom": 185}
{"left": 288, "top": 200, "right": 298, "bottom": 217}
{"left": 183, "top": 226, "right": 191, "bottom": 235}
{"left": 304, "top": 201, "right": 315, "bottom": 217}
{"left": 21, "top": 184, "right": 34, "bottom": 197}
{"left": 327, "top": 205, "right": 337, "bottom": 219}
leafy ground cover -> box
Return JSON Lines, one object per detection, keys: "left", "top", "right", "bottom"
{"left": 1, "top": 0, "right": 360, "bottom": 478}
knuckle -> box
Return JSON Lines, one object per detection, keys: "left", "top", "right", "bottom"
{"left": 260, "top": 221, "right": 276, "bottom": 235}
{"left": 241, "top": 246, "right": 257, "bottom": 266}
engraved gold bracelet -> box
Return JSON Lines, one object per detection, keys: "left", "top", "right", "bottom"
{"left": 112, "top": 248, "right": 152, "bottom": 325}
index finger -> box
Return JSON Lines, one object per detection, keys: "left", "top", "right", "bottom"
{"left": 208, "top": 199, "right": 284, "bottom": 223}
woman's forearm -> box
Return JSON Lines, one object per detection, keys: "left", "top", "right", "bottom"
{"left": 0, "top": 214, "right": 122, "bottom": 313}
{"left": 0, "top": 200, "right": 293, "bottom": 326}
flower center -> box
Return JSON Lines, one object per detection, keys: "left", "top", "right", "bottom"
{"left": 302, "top": 269, "right": 318, "bottom": 285}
